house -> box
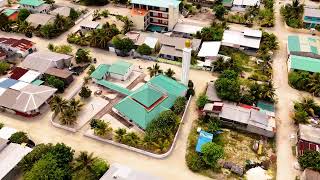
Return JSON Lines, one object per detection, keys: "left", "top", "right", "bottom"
{"left": 303, "top": 7, "right": 320, "bottom": 28}
{"left": 287, "top": 35, "right": 320, "bottom": 73}
{"left": 155, "top": 33, "right": 201, "bottom": 60}
{"left": 44, "top": 67, "right": 74, "bottom": 85}
{"left": 18, "top": 0, "right": 50, "bottom": 13}
{"left": 205, "top": 81, "right": 222, "bottom": 103}
{"left": 100, "top": 163, "right": 161, "bottom": 180}
{"left": 26, "top": 13, "right": 55, "bottom": 27}
{"left": 0, "top": 37, "right": 35, "bottom": 57}
{"left": 9, "top": 67, "right": 29, "bottom": 80}
{"left": 0, "top": 138, "right": 32, "bottom": 180}
{"left": 172, "top": 22, "right": 203, "bottom": 38}
{"left": 50, "top": 6, "right": 71, "bottom": 17}
{"left": 301, "top": 168, "right": 320, "bottom": 180}
{"left": 2, "top": 9, "right": 19, "bottom": 21}
{"left": 109, "top": 61, "right": 134, "bottom": 81}
{"left": 80, "top": 21, "right": 100, "bottom": 33}
{"left": 232, "top": 0, "right": 260, "bottom": 11}
{"left": 130, "top": 0, "right": 180, "bottom": 31}
{"left": 216, "top": 104, "right": 276, "bottom": 137}
{"left": 90, "top": 64, "right": 110, "bottom": 81}
{"left": 0, "top": 80, "right": 57, "bottom": 116}
{"left": 198, "top": 41, "right": 221, "bottom": 60}
{"left": 21, "top": 51, "right": 72, "bottom": 73}
{"left": 114, "top": 75, "right": 187, "bottom": 129}
{"left": 297, "top": 124, "right": 320, "bottom": 156}
{"left": 222, "top": 29, "right": 262, "bottom": 53}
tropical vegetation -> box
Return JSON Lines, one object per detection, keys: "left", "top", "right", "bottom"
{"left": 289, "top": 71, "right": 320, "bottom": 97}
{"left": 50, "top": 96, "right": 83, "bottom": 126}
{"left": 46, "top": 75, "right": 65, "bottom": 93}
{"left": 48, "top": 43, "right": 73, "bottom": 55}
{"left": 0, "top": 62, "right": 10, "bottom": 75}
{"left": 195, "top": 22, "right": 226, "bottom": 41}
{"left": 280, "top": 0, "right": 304, "bottom": 28}
{"left": 19, "top": 143, "right": 109, "bottom": 180}
{"left": 298, "top": 151, "right": 320, "bottom": 171}
{"left": 292, "top": 96, "right": 320, "bottom": 124}
{"left": 147, "top": 63, "right": 163, "bottom": 77}
{"left": 79, "top": 86, "right": 92, "bottom": 99}
{"left": 90, "top": 119, "right": 113, "bottom": 139}
{"left": 9, "top": 131, "right": 29, "bottom": 144}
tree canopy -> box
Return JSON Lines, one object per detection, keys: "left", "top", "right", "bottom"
{"left": 201, "top": 142, "right": 224, "bottom": 168}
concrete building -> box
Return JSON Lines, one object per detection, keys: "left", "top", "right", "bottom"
{"left": 172, "top": 22, "right": 203, "bottom": 38}
{"left": 114, "top": 75, "right": 187, "bottom": 129}
{"left": 303, "top": 7, "right": 320, "bottom": 29}
{"left": 26, "top": 13, "right": 55, "bottom": 27}
{"left": 18, "top": 0, "right": 50, "bottom": 13}
{"left": 130, "top": 0, "right": 181, "bottom": 31}
{"left": 109, "top": 61, "right": 134, "bottom": 81}
{"left": 287, "top": 35, "right": 320, "bottom": 73}
{"left": 0, "top": 37, "right": 35, "bottom": 57}
{"left": 80, "top": 21, "right": 101, "bottom": 33}
{"left": 297, "top": 124, "right": 320, "bottom": 156}
{"left": 222, "top": 29, "right": 262, "bottom": 53}
{"left": 21, "top": 51, "right": 72, "bottom": 73}
{"left": 100, "top": 163, "right": 161, "bottom": 180}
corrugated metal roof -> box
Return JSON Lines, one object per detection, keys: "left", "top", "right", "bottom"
{"left": 97, "top": 80, "right": 132, "bottom": 96}
{"left": 19, "top": 0, "right": 45, "bottom": 6}
{"left": 109, "top": 61, "right": 133, "bottom": 76}
{"left": 131, "top": 84, "right": 164, "bottom": 107}
{"left": 0, "top": 78, "right": 18, "bottom": 88}
{"left": 90, "top": 64, "right": 110, "bottom": 80}
{"left": 299, "top": 124, "right": 320, "bottom": 144}
{"left": 290, "top": 55, "right": 320, "bottom": 73}
{"left": 114, "top": 75, "right": 187, "bottom": 129}
{"left": 198, "top": 42, "right": 221, "bottom": 57}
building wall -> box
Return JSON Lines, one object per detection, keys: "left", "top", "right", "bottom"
{"left": 247, "top": 124, "right": 275, "bottom": 138}
{"left": 130, "top": 14, "right": 146, "bottom": 30}
{"left": 20, "top": 3, "right": 50, "bottom": 13}
{"left": 168, "top": 5, "right": 179, "bottom": 31}
{"left": 110, "top": 66, "right": 133, "bottom": 81}
{"left": 298, "top": 139, "right": 320, "bottom": 156}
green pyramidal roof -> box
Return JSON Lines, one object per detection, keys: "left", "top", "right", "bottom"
{"left": 19, "top": 0, "right": 45, "bottom": 6}
{"left": 114, "top": 75, "right": 187, "bottom": 129}
{"left": 131, "top": 84, "right": 164, "bottom": 107}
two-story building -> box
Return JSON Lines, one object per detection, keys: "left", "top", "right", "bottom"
{"left": 18, "top": 0, "right": 50, "bottom": 13}
{"left": 303, "top": 7, "right": 320, "bottom": 28}
{"left": 130, "top": 0, "right": 180, "bottom": 32}
{"left": 0, "top": 37, "right": 35, "bottom": 57}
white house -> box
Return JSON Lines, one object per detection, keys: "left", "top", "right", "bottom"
{"left": 80, "top": 21, "right": 100, "bottom": 33}
{"left": 19, "top": 0, "right": 51, "bottom": 13}
{"left": 232, "top": 0, "right": 260, "bottom": 11}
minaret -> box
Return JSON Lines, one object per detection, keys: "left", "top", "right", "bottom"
{"left": 181, "top": 40, "right": 192, "bottom": 86}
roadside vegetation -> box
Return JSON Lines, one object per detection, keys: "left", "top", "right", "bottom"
{"left": 18, "top": 143, "right": 109, "bottom": 180}
{"left": 292, "top": 96, "right": 320, "bottom": 124}
{"left": 289, "top": 71, "right": 320, "bottom": 97}
{"left": 280, "top": 0, "right": 304, "bottom": 28}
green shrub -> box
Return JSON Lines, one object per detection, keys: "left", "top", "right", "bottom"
{"left": 186, "top": 151, "right": 208, "bottom": 172}
{"left": 137, "top": 43, "right": 152, "bottom": 55}
{"left": 298, "top": 151, "right": 320, "bottom": 171}
{"left": 196, "top": 93, "right": 208, "bottom": 109}
{"left": 0, "top": 123, "right": 3, "bottom": 129}
{"left": 173, "top": 96, "right": 187, "bottom": 115}
{"left": 91, "top": 158, "right": 109, "bottom": 178}
{"left": 201, "top": 142, "right": 224, "bottom": 168}
{"left": 79, "top": 86, "right": 92, "bottom": 98}
{"left": 293, "top": 110, "right": 309, "bottom": 124}
{"left": 9, "top": 131, "right": 29, "bottom": 144}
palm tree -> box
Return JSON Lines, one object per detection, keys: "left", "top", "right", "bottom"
{"left": 261, "top": 82, "right": 276, "bottom": 102}
{"left": 165, "top": 68, "right": 175, "bottom": 79}
{"left": 120, "top": 16, "right": 133, "bottom": 34}
{"left": 152, "top": 138, "right": 170, "bottom": 153}
{"left": 59, "top": 108, "right": 77, "bottom": 126}
{"left": 123, "top": 132, "right": 140, "bottom": 147}
{"left": 88, "top": 30, "right": 99, "bottom": 47}
{"left": 73, "top": 151, "right": 97, "bottom": 171}
{"left": 308, "top": 73, "right": 320, "bottom": 97}
{"left": 49, "top": 95, "right": 68, "bottom": 114}
{"left": 212, "top": 56, "right": 225, "bottom": 72}
{"left": 114, "top": 128, "right": 127, "bottom": 143}
{"left": 147, "top": 63, "right": 163, "bottom": 77}
{"left": 68, "top": 98, "right": 83, "bottom": 114}
{"left": 97, "top": 29, "right": 111, "bottom": 49}
{"left": 295, "top": 96, "right": 316, "bottom": 116}
{"left": 94, "top": 121, "right": 113, "bottom": 138}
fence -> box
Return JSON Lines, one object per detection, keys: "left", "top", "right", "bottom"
{"left": 85, "top": 95, "right": 193, "bottom": 159}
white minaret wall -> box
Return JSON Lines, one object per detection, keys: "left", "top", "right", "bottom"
{"left": 181, "top": 46, "right": 192, "bottom": 86}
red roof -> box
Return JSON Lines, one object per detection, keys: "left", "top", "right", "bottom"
{"left": 239, "top": 103, "right": 260, "bottom": 110}
{"left": 9, "top": 67, "right": 29, "bottom": 80}
{"left": 0, "top": 38, "right": 34, "bottom": 51}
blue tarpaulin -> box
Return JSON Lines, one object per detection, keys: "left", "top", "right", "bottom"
{"left": 196, "top": 130, "right": 213, "bottom": 153}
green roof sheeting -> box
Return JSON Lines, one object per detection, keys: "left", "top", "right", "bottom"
{"left": 290, "top": 55, "right": 320, "bottom": 73}
{"left": 131, "top": 0, "right": 180, "bottom": 8}
{"left": 288, "top": 35, "right": 301, "bottom": 53}
{"left": 311, "top": 46, "right": 318, "bottom": 54}
{"left": 109, "top": 61, "right": 133, "bottom": 76}
{"left": 97, "top": 80, "right": 132, "bottom": 95}
{"left": 19, "top": 0, "right": 45, "bottom": 6}
{"left": 3, "top": 9, "right": 18, "bottom": 17}
{"left": 257, "top": 101, "right": 275, "bottom": 112}
{"left": 114, "top": 75, "right": 187, "bottom": 129}
{"left": 31, "top": 79, "right": 44, "bottom": 86}
{"left": 90, "top": 64, "right": 110, "bottom": 80}
{"left": 131, "top": 85, "right": 163, "bottom": 107}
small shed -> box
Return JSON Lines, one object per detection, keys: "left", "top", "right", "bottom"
{"left": 297, "top": 124, "right": 320, "bottom": 156}
{"left": 109, "top": 61, "right": 133, "bottom": 81}
{"left": 195, "top": 130, "right": 213, "bottom": 153}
